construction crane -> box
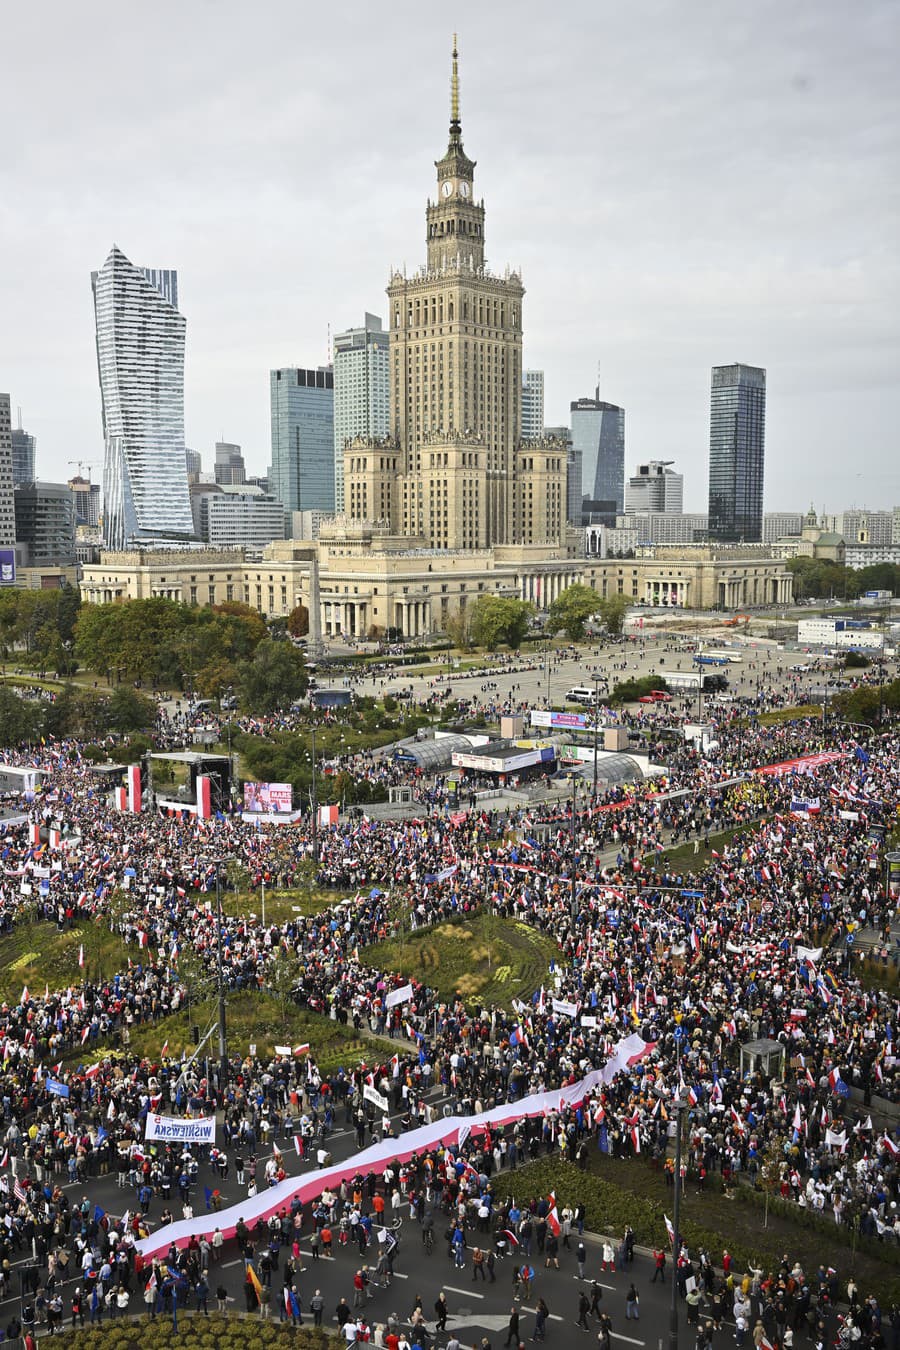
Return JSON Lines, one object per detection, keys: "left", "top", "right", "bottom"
{"left": 68, "top": 460, "right": 98, "bottom": 482}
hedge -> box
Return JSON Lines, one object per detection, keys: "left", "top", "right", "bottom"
{"left": 43, "top": 1315, "right": 338, "bottom": 1350}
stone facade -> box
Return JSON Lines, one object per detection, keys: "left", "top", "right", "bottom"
{"left": 342, "top": 39, "right": 564, "bottom": 554}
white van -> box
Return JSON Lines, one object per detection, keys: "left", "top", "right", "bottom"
{"left": 566, "top": 686, "right": 601, "bottom": 705}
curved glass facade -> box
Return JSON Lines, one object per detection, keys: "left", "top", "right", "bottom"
{"left": 92, "top": 248, "right": 194, "bottom": 550}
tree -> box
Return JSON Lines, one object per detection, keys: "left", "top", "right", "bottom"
{"left": 287, "top": 604, "right": 309, "bottom": 638}
{"left": 107, "top": 686, "right": 156, "bottom": 733}
{"left": 547, "top": 583, "right": 599, "bottom": 641}
{"left": 445, "top": 606, "right": 474, "bottom": 651}
{"left": 0, "top": 686, "right": 41, "bottom": 745}
{"left": 194, "top": 657, "right": 240, "bottom": 704}
{"left": 757, "top": 1139, "right": 785, "bottom": 1228}
{"left": 237, "top": 639, "right": 308, "bottom": 714}
{"left": 595, "top": 593, "right": 629, "bottom": 637}
{"left": 469, "top": 596, "right": 533, "bottom": 651}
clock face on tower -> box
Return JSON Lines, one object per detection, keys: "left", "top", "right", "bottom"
{"left": 459, "top": 182, "right": 470, "bottom": 199}
{"left": 441, "top": 181, "right": 452, "bottom": 198}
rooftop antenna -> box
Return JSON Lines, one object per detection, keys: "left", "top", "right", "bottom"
{"left": 16, "top": 406, "right": 22, "bottom": 431}
{"left": 596, "top": 360, "right": 602, "bottom": 401}
{"left": 327, "top": 322, "right": 332, "bottom": 366}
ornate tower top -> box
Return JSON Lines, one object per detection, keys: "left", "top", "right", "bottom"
{"left": 436, "top": 34, "right": 475, "bottom": 185}
{"left": 450, "top": 33, "right": 460, "bottom": 135}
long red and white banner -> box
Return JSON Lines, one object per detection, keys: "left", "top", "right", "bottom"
{"left": 135, "top": 1036, "right": 654, "bottom": 1261}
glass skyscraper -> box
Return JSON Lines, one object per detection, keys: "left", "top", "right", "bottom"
{"left": 11, "top": 424, "right": 36, "bottom": 486}
{"left": 570, "top": 393, "right": 625, "bottom": 512}
{"left": 92, "top": 247, "right": 194, "bottom": 550}
{"left": 269, "top": 367, "right": 335, "bottom": 524}
{"left": 332, "top": 315, "right": 389, "bottom": 515}
{"left": 521, "top": 370, "right": 545, "bottom": 440}
{"left": 707, "top": 363, "right": 766, "bottom": 542}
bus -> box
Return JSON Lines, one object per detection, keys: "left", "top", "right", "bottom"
{"left": 662, "top": 671, "right": 729, "bottom": 692}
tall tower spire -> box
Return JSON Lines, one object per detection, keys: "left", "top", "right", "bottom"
{"left": 450, "top": 34, "right": 460, "bottom": 138}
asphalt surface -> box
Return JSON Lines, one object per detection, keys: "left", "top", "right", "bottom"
{"left": 6, "top": 1094, "right": 767, "bottom": 1348}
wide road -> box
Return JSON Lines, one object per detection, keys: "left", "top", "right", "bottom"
{"left": 3, "top": 1090, "right": 770, "bottom": 1347}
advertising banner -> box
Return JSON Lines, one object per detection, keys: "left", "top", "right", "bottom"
{"left": 0, "top": 549, "right": 15, "bottom": 585}
{"left": 144, "top": 1114, "right": 217, "bottom": 1144}
{"left": 529, "top": 709, "right": 588, "bottom": 731}
{"left": 243, "top": 782, "right": 293, "bottom": 814}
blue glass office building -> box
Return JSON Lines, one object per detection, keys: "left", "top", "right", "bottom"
{"left": 570, "top": 395, "right": 625, "bottom": 513}
{"left": 269, "top": 367, "right": 335, "bottom": 522}
{"left": 707, "top": 363, "right": 766, "bottom": 543}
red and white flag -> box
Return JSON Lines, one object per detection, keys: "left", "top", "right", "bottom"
{"left": 293, "top": 1135, "right": 303, "bottom": 1157}
{"left": 78, "top": 944, "right": 84, "bottom": 968}
{"left": 546, "top": 1192, "right": 561, "bottom": 1237}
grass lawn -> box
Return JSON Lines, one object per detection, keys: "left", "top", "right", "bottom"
{"left": 0, "top": 918, "right": 132, "bottom": 1004}
{"left": 753, "top": 704, "right": 824, "bottom": 726}
{"left": 592, "top": 1153, "right": 900, "bottom": 1302}
{"left": 367, "top": 914, "right": 558, "bottom": 1007}
{"left": 512, "top": 1155, "right": 900, "bottom": 1305}
{"left": 221, "top": 887, "right": 344, "bottom": 926}
{"left": 643, "top": 822, "right": 760, "bottom": 876}
{"left": 66, "top": 989, "right": 396, "bottom": 1074}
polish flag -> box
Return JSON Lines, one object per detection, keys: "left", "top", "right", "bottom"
{"left": 293, "top": 1044, "right": 310, "bottom": 1057}
{"left": 161, "top": 1040, "right": 169, "bottom": 1059}
{"left": 881, "top": 1135, "right": 899, "bottom": 1156}
{"left": 664, "top": 1214, "right": 675, "bottom": 1247}
{"left": 79, "top": 945, "right": 84, "bottom": 969}
{"left": 21, "top": 987, "right": 29, "bottom": 1005}
{"left": 293, "top": 1136, "right": 304, "bottom": 1157}
{"left": 546, "top": 1192, "right": 561, "bottom": 1237}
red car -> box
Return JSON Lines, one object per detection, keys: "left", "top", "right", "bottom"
{"left": 638, "top": 689, "right": 672, "bottom": 703}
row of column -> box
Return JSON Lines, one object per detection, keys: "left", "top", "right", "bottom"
{"left": 520, "top": 571, "right": 579, "bottom": 608}
{"left": 646, "top": 578, "right": 689, "bottom": 606}
{"left": 400, "top": 600, "right": 430, "bottom": 637}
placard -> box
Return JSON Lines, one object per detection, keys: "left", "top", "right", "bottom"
{"left": 145, "top": 1114, "right": 217, "bottom": 1144}
{"left": 363, "top": 1084, "right": 390, "bottom": 1114}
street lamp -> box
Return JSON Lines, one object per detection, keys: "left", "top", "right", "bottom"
{"left": 570, "top": 773, "right": 578, "bottom": 920}
{"left": 592, "top": 673, "right": 603, "bottom": 799}
{"left": 669, "top": 1096, "right": 686, "bottom": 1350}
{"left": 204, "top": 857, "right": 229, "bottom": 1091}
{"left": 310, "top": 724, "right": 319, "bottom": 865}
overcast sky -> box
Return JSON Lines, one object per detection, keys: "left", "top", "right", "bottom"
{"left": 2, "top": 0, "right": 898, "bottom": 514}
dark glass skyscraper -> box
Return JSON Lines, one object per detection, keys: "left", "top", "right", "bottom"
{"left": 570, "top": 393, "right": 625, "bottom": 513}
{"left": 707, "top": 363, "right": 766, "bottom": 543}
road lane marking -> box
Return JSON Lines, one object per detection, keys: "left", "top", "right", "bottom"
{"left": 444, "top": 1286, "right": 484, "bottom": 1299}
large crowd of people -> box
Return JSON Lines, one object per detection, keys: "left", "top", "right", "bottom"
{"left": 0, "top": 650, "right": 897, "bottom": 1342}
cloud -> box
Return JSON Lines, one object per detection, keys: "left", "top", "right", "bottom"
{"left": 0, "top": 0, "right": 898, "bottom": 514}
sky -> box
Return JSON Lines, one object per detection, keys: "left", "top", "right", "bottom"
{"left": 1, "top": 0, "right": 898, "bottom": 515}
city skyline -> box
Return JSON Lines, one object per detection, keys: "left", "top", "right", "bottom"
{"left": 1, "top": 0, "right": 898, "bottom": 513}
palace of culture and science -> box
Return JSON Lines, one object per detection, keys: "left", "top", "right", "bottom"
{"left": 344, "top": 39, "right": 565, "bottom": 554}
{"left": 82, "top": 43, "right": 792, "bottom": 634}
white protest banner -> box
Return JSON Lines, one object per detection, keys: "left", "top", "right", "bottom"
{"left": 385, "top": 983, "right": 414, "bottom": 1009}
{"left": 145, "top": 1114, "right": 217, "bottom": 1144}
{"left": 363, "top": 1083, "right": 390, "bottom": 1114}
{"left": 580, "top": 1015, "right": 598, "bottom": 1028}
{"left": 796, "top": 946, "right": 823, "bottom": 963}
{"left": 274, "top": 1045, "right": 292, "bottom": 1056}
{"left": 839, "top": 811, "right": 860, "bottom": 822}
{"left": 552, "top": 998, "right": 579, "bottom": 1018}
